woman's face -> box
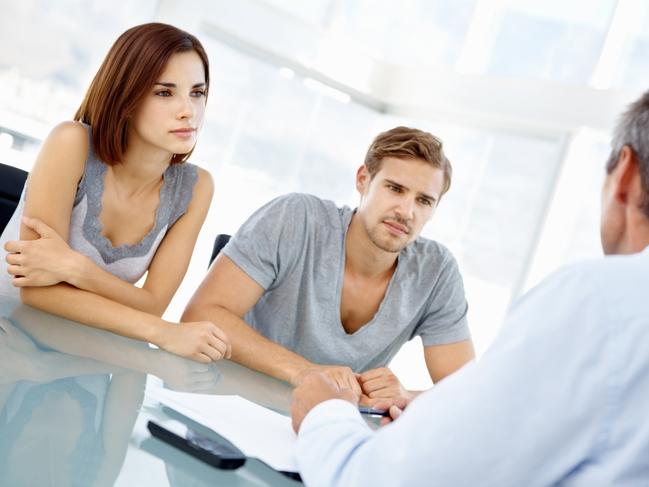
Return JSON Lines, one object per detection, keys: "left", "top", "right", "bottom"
{"left": 129, "top": 50, "right": 207, "bottom": 160}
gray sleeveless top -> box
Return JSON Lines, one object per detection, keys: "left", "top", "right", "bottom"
{"left": 0, "top": 125, "right": 198, "bottom": 297}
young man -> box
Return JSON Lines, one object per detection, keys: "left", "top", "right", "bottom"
{"left": 291, "top": 92, "right": 649, "bottom": 485}
{"left": 183, "top": 127, "right": 475, "bottom": 400}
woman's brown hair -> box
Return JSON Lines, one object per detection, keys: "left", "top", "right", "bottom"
{"left": 75, "top": 22, "right": 209, "bottom": 165}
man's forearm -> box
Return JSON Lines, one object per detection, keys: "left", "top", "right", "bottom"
{"left": 181, "top": 304, "right": 313, "bottom": 384}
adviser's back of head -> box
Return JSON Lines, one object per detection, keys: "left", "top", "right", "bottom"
{"left": 601, "top": 90, "right": 649, "bottom": 254}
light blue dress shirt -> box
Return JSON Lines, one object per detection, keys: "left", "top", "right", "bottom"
{"left": 296, "top": 247, "right": 649, "bottom": 486}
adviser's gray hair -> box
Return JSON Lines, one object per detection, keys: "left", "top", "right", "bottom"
{"left": 607, "top": 90, "right": 649, "bottom": 216}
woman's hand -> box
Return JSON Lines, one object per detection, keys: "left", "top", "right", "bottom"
{"left": 157, "top": 321, "right": 232, "bottom": 364}
{"left": 4, "top": 216, "right": 84, "bottom": 287}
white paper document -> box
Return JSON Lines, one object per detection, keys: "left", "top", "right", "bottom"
{"left": 148, "top": 387, "right": 298, "bottom": 472}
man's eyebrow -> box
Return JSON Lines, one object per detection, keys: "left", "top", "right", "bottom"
{"left": 384, "top": 178, "right": 408, "bottom": 190}
{"left": 384, "top": 178, "right": 437, "bottom": 202}
{"left": 419, "top": 192, "right": 437, "bottom": 203}
{"left": 154, "top": 82, "right": 206, "bottom": 88}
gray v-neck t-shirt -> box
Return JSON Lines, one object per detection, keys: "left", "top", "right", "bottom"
{"left": 222, "top": 193, "right": 470, "bottom": 372}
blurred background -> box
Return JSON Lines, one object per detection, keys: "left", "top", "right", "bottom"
{"left": 1, "top": 0, "right": 647, "bottom": 388}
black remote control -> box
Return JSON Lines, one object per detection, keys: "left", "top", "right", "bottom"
{"left": 147, "top": 420, "right": 246, "bottom": 470}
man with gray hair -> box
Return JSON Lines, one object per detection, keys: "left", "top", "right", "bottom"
{"left": 290, "top": 92, "right": 649, "bottom": 485}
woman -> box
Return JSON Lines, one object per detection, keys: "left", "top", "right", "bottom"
{"left": 0, "top": 23, "right": 230, "bottom": 363}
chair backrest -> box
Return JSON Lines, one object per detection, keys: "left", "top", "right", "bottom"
{"left": 0, "top": 163, "right": 28, "bottom": 235}
{"left": 209, "top": 234, "right": 231, "bottom": 267}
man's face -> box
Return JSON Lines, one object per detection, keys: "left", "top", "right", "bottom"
{"left": 356, "top": 156, "right": 446, "bottom": 253}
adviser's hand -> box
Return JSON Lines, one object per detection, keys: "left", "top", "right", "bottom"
{"left": 358, "top": 366, "right": 413, "bottom": 402}
{"left": 291, "top": 371, "right": 359, "bottom": 433}
{"left": 4, "top": 216, "right": 83, "bottom": 287}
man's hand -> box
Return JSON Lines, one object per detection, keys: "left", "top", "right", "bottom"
{"left": 293, "top": 364, "right": 363, "bottom": 397}
{"left": 358, "top": 366, "right": 413, "bottom": 402}
{"left": 372, "top": 396, "right": 411, "bottom": 426}
{"left": 291, "top": 371, "right": 359, "bottom": 433}
{"left": 4, "top": 216, "right": 83, "bottom": 287}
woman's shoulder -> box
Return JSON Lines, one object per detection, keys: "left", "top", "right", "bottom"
{"left": 47, "top": 121, "right": 89, "bottom": 146}
{"left": 186, "top": 165, "right": 213, "bottom": 208}
{"left": 32, "top": 121, "right": 89, "bottom": 180}
{"left": 163, "top": 163, "right": 213, "bottom": 226}
{"left": 168, "top": 163, "right": 213, "bottom": 193}
{"left": 195, "top": 166, "right": 214, "bottom": 192}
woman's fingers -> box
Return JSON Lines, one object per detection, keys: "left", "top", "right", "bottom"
{"left": 205, "top": 334, "right": 228, "bottom": 360}
{"left": 193, "top": 352, "right": 212, "bottom": 364}
{"left": 6, "top": 264, "right": 23, "bottom": 276}
{"left": 5, "top": 252, "right": 24, "bottom": 265}
{"left": 3, "top": 240, "right": 26, "bottom": 253}
{"left": 210, "top": 325, "right": 231, "bottom": 358}
{"left": 11, "top": 277, "right": 29, "bottom": 287}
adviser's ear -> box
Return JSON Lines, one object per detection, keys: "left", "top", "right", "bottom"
{"left": 610, "top": 145, "right": 640, "bottom": 206}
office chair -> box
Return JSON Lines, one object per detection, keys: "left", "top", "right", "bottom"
{"left": 209, "top": 234, "right": 231, "bottom": 267}
{"left": 0, "top": 163, "right": 28, "bottom": 235}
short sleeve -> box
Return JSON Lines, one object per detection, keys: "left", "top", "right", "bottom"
{"left": 416, "top": 252, "right": 471, "bottom": 346}
{"left": 221, "top": 193, "right": 309, "bottom": 290}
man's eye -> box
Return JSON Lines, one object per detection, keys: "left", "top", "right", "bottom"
{"left": 388, "top": 185, "right": 401, "bottom": 193}
{"left": 418, "top": 198, "right": 432, "bottom": 206}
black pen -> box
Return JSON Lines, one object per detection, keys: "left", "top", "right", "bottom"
{"left": 358, "top": 406, "right": 390, "bottom": 417}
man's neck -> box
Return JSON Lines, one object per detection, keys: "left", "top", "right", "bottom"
{"left": 611, "top": 214, "right": 649, "bottom": 255}
{"left": 345, "top": 213, "right": 398, "bottom": 280}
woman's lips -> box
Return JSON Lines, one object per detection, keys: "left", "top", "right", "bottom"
{"left": 170, "top": 128, "right": 196, "bottom": 138}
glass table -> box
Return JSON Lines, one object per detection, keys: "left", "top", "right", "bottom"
{"left": 0, "top": 296, "right": 302, "bottom": 486}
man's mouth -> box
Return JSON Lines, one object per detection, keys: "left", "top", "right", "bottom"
{"left": 383, "top": 220, "right": 409, "bottom": 235}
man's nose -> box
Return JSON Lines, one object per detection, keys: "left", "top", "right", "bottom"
{"left": 395, "top": 197, "right": 415, "bottom": 221}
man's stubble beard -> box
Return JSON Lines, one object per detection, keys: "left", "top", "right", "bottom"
{"left": 362, "top": 217, "right": 410, "bottom": 254}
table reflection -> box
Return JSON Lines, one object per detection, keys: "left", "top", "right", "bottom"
{"left": 0, "top": 297, "right": 224, "bottom": 487}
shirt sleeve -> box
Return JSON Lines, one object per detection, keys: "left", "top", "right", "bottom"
{"left": 416, "top": 251, "right": 470, "bottom": 347}
{"left": 221, "top": 193, "right": 309, "bottom": 290}
{"left": 296, "top": 267, "right": 613, "bottom": 486}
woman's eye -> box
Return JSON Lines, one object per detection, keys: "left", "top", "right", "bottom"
{"left": 155, "top": 90, "right": 171, "bottom": 97}
{"left": 191, "top": 90, "right": 206, "bottom": 97}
